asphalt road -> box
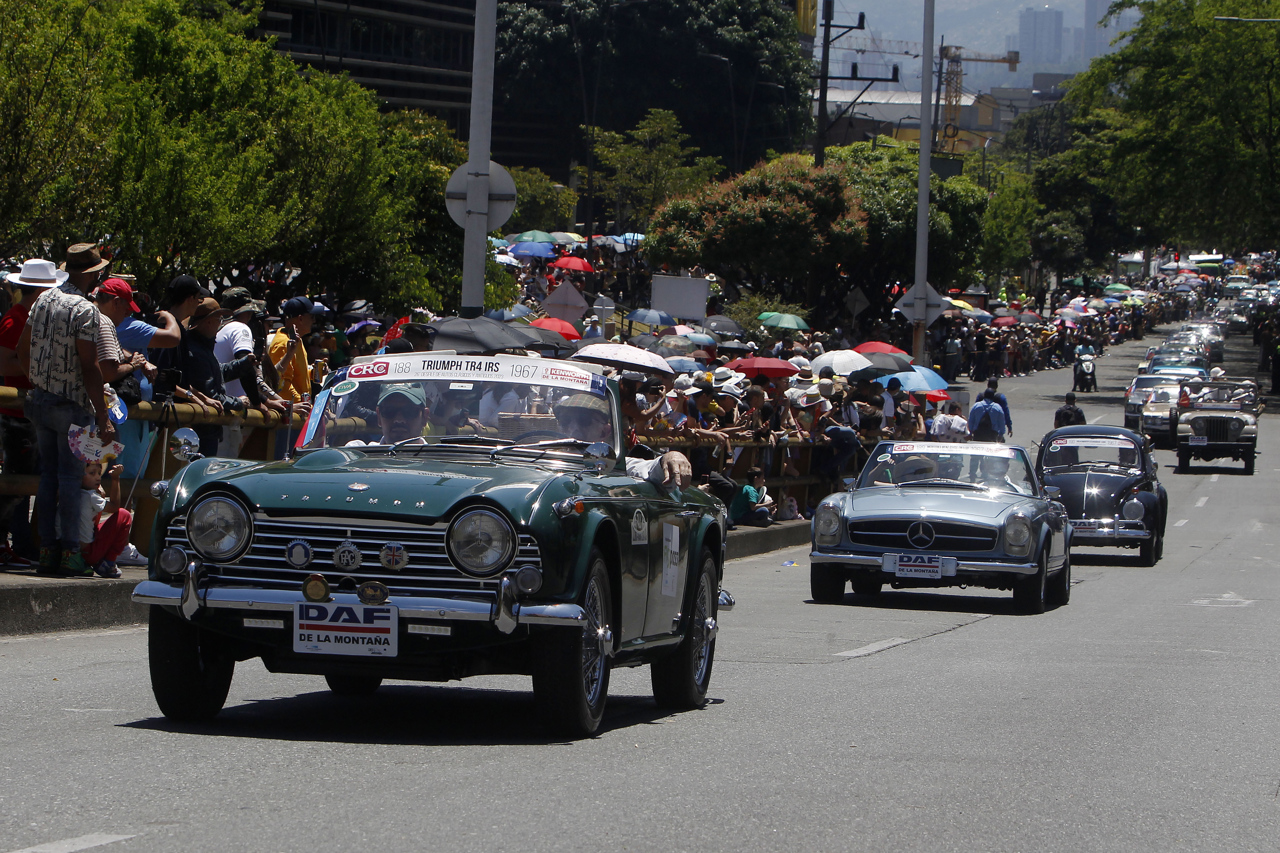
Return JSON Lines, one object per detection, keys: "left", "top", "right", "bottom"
{"left": 4, "top": 327, "right": 1280, "bottom": 853}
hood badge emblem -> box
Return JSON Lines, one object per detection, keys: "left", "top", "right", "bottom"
{"left": 906, "top": 521, "right": 935, "bottom": 549}
{"left": 380, "top": 542, "right": 408, "bottom": 571}
{"left": 285, "top": 539, "right": 313, "bottom": 569}
{"left": 348, "top": 482, "right": 370, "bottom": 492}
{"left": 333, "top": 540, "right": 363, "bottom": 570}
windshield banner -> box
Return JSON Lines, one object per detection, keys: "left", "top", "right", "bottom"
{"left": 1050, "top": 437, "right": 1135, "bottom": 449}
{"left": 339, "top": 354, "right": 606, "bottom": 395}
{"left": 890, "top": 442, "right": 1015, "bottom": 458}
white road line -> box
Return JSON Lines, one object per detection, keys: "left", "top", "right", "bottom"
{"left": 1089, "top": 415, "right": 1107, "bottom": 424}
{"left": 1211, "top": 473, "right": 1220, "bottom": 483}
{"left": 836, "top": 637, "right": 911, "bottom": 658}
{"left": 1175, "top": 519, "right": 1189, "bottom": 527}
{"left": 1196, "top": 496, "right": 1209, "bottom": 507}
{"left": 5, "top": 834, "right": 136, "bottom": 853}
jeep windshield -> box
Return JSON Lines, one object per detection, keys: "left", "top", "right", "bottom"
{"left": 298, "top": 353, "right": 619, "bottom": 455}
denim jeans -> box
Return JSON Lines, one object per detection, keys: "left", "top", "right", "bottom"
{"left": 25, "top": 389, "right": 92, "bottom": 551}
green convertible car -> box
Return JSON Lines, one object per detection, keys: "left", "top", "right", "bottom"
{"left": 133, "top": 352, "right": 730, "bottom": 736}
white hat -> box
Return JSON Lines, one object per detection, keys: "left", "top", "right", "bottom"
{"left": 798, "top": 385, "right": 824, "bottom": 406}
{"left": 788, "top": 356, "right": 810, "bottom": 369}
{"left": 712, "top": 366, "right": 746, "bottom": 386}
{"left": 1210, "top": 367, "right": 1225, "bottom": 378}
{"left": 6, "top": 258, "right": 67, "bottom": 288}
{"left": 672, "top": 375, "right": 694, "bottom": 392}
{"left": 588, "top": 315, "right": 599, "bottom": 322}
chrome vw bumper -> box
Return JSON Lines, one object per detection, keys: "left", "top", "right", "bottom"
{"left": 1069, "top": 519, "right": 1150, "bottom": 541}
{"left": 809, "top": 551, "right": 1039, "bottom": 576}
{"left": 132, "top": 579, "right": 587, "bottom": 632}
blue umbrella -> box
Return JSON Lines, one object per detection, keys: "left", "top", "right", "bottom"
{"left": 665, "top": 356, "right": 703, "bottom": 373}
{"left": 484, "top": 304, "right": 532, "bottom": 322}
{"left": 1174, "top": 284, "right": 1193, "bottom": 292}
{"left": 509, "top": 241, "right": 556, "bottom": 259}
{"left": 626, "top": 308, "right": 675, "bottom": 326}
{"left": 962, "top": 308, "right": 994, "bottom": 322}
{"left": 1103, "top": 297, "right": 1121, "bottom": 304}
{"left": 488, "top": 236, "right": 509, "bottom": 247}
{"left": 684, "top": 332, "right": 718, "bottom": 346}
{"left": 618, "top": 232, "right": 645, "bottom": 247}
{"left": 885, "top": 366, "right": 949, "bottom": 393}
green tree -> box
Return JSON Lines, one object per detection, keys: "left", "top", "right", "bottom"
{"left": 583, "top": 109, "right": 722, "bottom": 232}
{"left": 506, "top": 166, "right": 577, "bottom": 234}
{"left": 979, "top": 174, "right": 1036, "bottom": 277}
{"left": 721, "top": 293, "right": 808, "bottom": 346}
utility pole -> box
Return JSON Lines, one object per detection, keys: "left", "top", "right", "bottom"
{"left": 459, "top": 0, "right": 498, "bottom": 318}
{"left": 911, "top": 0, "right": 936, "bottom": 364}
{"left": 813, "top": 4, "right": 865, "bottom": 167}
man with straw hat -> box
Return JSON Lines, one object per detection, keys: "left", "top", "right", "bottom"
{"left": 15, "top": 253, "right": 115, "bottom": 577}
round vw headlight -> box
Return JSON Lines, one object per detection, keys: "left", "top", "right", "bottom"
{"left": 1005, "top": 515, "right": 1031, "bottom": 549}
{"left": 185, "top": 495, "right": 251, "bottom": 562}
{"left": 447, "top": 509, "right": 516, "bottom": 576}
{"left": 1122, "top": 498, "right": 1145, "bottom": 520}
{"left": 814, "top": 504, "right": 842, "bottom": 539}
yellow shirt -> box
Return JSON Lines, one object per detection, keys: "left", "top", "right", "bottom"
{"left": 268, "top": 329, "right": 310, "bottom": 402}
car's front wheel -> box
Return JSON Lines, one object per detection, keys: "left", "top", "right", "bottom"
{"left": 851, "top": 575, "right": 883, "bottom": 596}
{"left": 1049, "top": 551, "right": 1071, "bottom": 607}
{"left": 533, "top": 549, "right": 612, "bottom": 737}
{"left": 1177, "top": 448, "right": 1191, "bottom": 473}
{"left": 1013, "top": 551, "right": 1048, "bottom": 615}
{"left": 1140, "top": 530, "right": 1163, "bottom": 566}
{"left": 810, "top": 563, "right": 847, "bottom": 603}
{"left": 651, "top": 547, "right": 717, "bottom": 709}
{"left": 148, "top": 606, "right": 234, "bottom": 722}
{"left": 1244, "top": 453, "right": 1256, "bottom": 475}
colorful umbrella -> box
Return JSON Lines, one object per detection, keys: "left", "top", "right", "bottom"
{"left": 885, "top": 366, "right": 949, "bottom": 392}
{"left": 509, "top": 241, "right": 556, "bottom": 259}
{"left": 655, "top": 335, "right": 696, "bottom": 353}
{"left": 530, "top": 316, "right": 581, "bottom": 340}
{"left": 703, "top": 314, "right": 744, "bottom": 335}
{"left": 683, "top": 332, "right": 719, "bottom": 347}
{"left": 853, "top": 341, "right": 911, "bottom": 356}
{"left": 864, "top": 351, "right": 914, "bottom": 374}
{"left": 810, "top": 350, "right": 874, "bottom": 376}
{"left": 572, "top": 343, "right": 674, "bottom": 375}
{"left": 992, "top": 316, "right": 1019, "bottom": 326}
{"left": 925, "top": 389, "right": 952, "bottom": 402}
{"left": 484, "top": 304, "right": 532, "bottom": 321}
{"left": 550, "top": 256, "right": 594, "bottom": 273}
{"left": 945, "top": 298, "right": 975, "bottom": 311}
{"left": 1018, "top": 312, "right": 1043, "bottom": 324}
{"left": 665, "top": 356, "right": 703, "bottom": 373}
{"left": 626, "top": 308, "right": 675, "bottom": 326}
{"left": 513, "top": 230, "right": 556, "bottom": 244}
{"left": 551, "top": 231, "right": 586, "bottom": 244}
{"left": 722, "top": 357, "right": 800, "bottom": 379}
{"left": 760, "top": 313, "right": 809, "bottom": 330}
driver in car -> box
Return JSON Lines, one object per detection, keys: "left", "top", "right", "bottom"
{"left": 554, "top": 393, "right": 692, "bottom": 490}
{"left": 977, "top": 454, "right": 1026, "bottom": 493}
{"left": 346, "top": 384, "right": 429, "bottom": 446}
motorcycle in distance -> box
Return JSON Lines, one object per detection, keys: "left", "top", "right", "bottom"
{"left": 1074, "top": 353, "right": 1097, "bottom": 392}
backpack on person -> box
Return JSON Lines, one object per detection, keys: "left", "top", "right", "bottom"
{"left": 972, "top": 404, "right": 1000, "bottom": 442}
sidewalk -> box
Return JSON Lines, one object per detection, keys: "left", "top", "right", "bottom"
{"left": 0, "top": 519, "right": 812, "bottom": 636}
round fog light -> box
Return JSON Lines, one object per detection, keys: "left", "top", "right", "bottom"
{"left": 159, "top": 546, "right": 187, "bottom": 576}
{"left": 514, "top": 565, "right": 543, "bottom": 595}
{"left": 1122, "top": 498, "right": 1145, "bottom": 520}
{"left": 302, "top": 573, "right": 331, "bottom": 602}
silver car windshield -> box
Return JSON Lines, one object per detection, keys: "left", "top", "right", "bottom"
{"left": 858, "top": 442, "right": 1035, "bottom": 495}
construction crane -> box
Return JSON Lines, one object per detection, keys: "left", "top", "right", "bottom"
{"left": 940, "top": 45, "right": 1019, "bottom": 141}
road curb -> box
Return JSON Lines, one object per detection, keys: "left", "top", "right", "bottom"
{"left": 0, "top": 521, "right": 812, "bottom": 636}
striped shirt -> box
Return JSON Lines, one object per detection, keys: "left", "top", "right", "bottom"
{"left": 27, "top": 282, "right": 100, "bottom": 411}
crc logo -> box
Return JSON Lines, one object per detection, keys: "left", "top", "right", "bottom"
{"left": 348, "top": 360, "right": 390, "bottom": 379}
{"left": 298, "top": 604, "right": 393, "bottom": 626}
{"left": 906, "top": 521, "right": 935, "bottom": 549}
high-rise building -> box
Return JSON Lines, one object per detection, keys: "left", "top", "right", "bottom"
{"left": 256, "top": 0, "right": 475, "bottom": 132}
{"left": 1019, "top": 5, "right": 1064, "bottom": 65}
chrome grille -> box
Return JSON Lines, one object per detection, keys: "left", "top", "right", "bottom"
{"left": 165, "top": 515, "right": 540, "bottom": 596}
{"left": 1202, "top": 417, "right": 1232, "bottom": 442}
{"left": 847, "top": 519, "right": 998, "bottom": 551}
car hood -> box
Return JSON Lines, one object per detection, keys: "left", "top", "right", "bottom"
{"left": 848, "top": 486, "right": 1028, "bottom": 520}
{"left": 178, "top": 448, "right": 564, "bottom": 523}
{"left": 1041, "top": 469, "right": 1141, "bottom": 518}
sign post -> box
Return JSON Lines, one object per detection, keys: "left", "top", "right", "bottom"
{"left": 911, "top": 0, "right": 936, "bottom": 363}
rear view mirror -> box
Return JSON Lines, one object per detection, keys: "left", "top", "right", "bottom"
{"left": 1044, "top": 485, "right": 1062, "bottom": 501}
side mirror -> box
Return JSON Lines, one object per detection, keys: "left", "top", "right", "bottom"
{"left": 1044, "top": 485, "right": 1062, "bottom": 501}
{"left": 169, "top": 427, "right": 202, "bottom": 462}
{"left": 584, "top": 441, "right": 616, "bottom": 472}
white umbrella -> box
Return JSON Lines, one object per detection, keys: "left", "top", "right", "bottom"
{"left": 571, "top": 343, "right": 675, "bottom": 375}
{"left": 811, "top": 349, "right": 874, "bottom": 376}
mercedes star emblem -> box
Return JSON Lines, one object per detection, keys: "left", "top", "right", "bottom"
{"left": 906, "top": 521, "right": 935, "bottom": 549}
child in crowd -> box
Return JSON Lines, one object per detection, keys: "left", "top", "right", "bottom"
{"left": 56, "top": 459, "right": 133, "bottom": 579}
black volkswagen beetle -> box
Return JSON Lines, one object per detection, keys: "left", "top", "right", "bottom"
{"left": 1035, "top": 425, "right": 1168, "bottom": 565}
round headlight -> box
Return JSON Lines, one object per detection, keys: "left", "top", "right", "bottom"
{"left": 159, "top": 546, "right": 188, "bottom": 576}
{"left": 815, "top": 505, "right": 842, "bottom": 538}
{"left": 1122, "top": 498, "right": 1145, "bottom": 520}
{"left": 185, "top": 496, "right": 252, "bottom": 562}
{"left": 447, "top": 509, "right": 516, "bottom": 576}
{"left": 1005, "top": 515, "right": 1031, "bottom": 548}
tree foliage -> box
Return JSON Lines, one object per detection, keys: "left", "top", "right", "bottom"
{"left": 506, "top": 166, "right": 577, "bottom": 234}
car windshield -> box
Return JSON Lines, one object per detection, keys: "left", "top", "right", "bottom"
{"left": 1042, "top": 435, "right": 1141, "bottom": 471}
{"left": 858, "top": 441, "right": 1036, "bottom": 496}
{"left": 298, "top": 353, "right": 617, "bottom": 453}
{"left": 1179, "top": 381, "right": 1257, "bottom": 408}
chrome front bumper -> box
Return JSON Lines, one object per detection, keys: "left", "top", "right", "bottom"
{"left": 809, "top": 551, "right": 1039, "bottom": 576}
{"left": 133, "top": 577, "right": 587, "bottom": 633}
{"left": 1069, "top": 519, "right": 1150, "bottom": 541}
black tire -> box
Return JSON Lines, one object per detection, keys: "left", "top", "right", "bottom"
{"left": 1049, "top": 550, "right": 1071, "bottom": 607}
{"left": 651, "top": 548, "right": 717, "bottom": 710}
{"left": 851, "top": 575, "right": 883, "bottom": 596}
{"left": 325, "top": 675, "right": 383, "bottom": 696}
{"left": 147, "top": 606, "right": 234, "bottom": 722}
{"left": 533, "top": 549, "right": 612, "bottom": 737}
{"left": 1140, "top": 530, "right": 1162, "bottom": 567}
{"left": 810, "top": 563, "right": 847, "bottom": 603}
{"left": 1013, "top": 551, "right": 1048, "bottom": 615}
{"left": 1244, "top": 454, "right": 1256, "bottom": 475}
{"left": 1177, "top": 449, "right": 1190, "bottom": 473}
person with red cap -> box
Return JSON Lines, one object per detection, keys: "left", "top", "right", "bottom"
{"left": 92, "top": 278, "right": 149, "bottom": 384}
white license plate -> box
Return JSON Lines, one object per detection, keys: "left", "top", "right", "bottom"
{"left": 888, "top": 554, "right": 957, "bottom": 579}
{"left": 1189, "top": 436, "right": 1208, "bottom": 446}
{"left": 294, "top": 602, "right": 398, "bottom": 657}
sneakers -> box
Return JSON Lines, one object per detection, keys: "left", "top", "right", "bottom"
{"left": 58, "top": 550, "right": 93, "bottom": 578}
{"left": 93, "top": 560, "right": 122, "bottom": 579}
{"left": 116, "top": 543, "right": 147, "bottom": 566}
{"left": 0, "top": 546, "right": 32, "bottom": 567}
{"left": 36, "top": 546, "right": 62, "bottom": 576}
